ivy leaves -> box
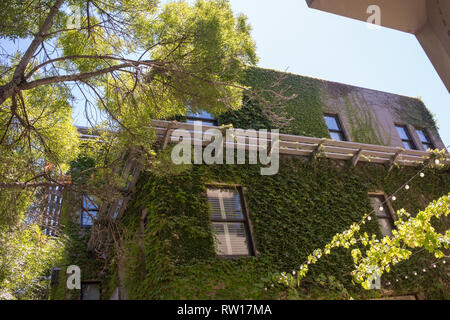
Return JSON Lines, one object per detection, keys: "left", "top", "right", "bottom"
{"left": 279, "top": 194, "right": 450, "bottom": 291}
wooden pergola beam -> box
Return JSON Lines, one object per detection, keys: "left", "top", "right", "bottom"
{"left": 387, "top": 149, "right": 403, "bottom": 172}
{"left": 352, "top": 148, "right": 363, "bottom": 167}
{"left": 162, "top": 121, "right": 177, "bottom": 149}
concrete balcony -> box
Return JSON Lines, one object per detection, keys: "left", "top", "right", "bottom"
{"left": 306, "top": 0, "right": 450, "bottom": 92}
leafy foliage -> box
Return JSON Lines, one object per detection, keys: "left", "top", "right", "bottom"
{"left": 0, "top": 224, "right": 65, "bottom": 300}
{"left": 1, "top": 0, "right": 257, "bottom": 299}
{"left": 96, "top": 156, "right": 450, "bottom": 300}
{"left": 218, "top": 67, "right": 330, "bottom": 138}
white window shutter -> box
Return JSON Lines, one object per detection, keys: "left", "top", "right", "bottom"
{"left": 207, "top": 188, "right": 250, "bottom": 256}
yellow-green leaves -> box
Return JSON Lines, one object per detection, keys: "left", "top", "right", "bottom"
{"left": 0, "top": 223, "right": 66, "bottom": 299}
{"left": 351, "top": 249, "right": 361, "bottom": 264}
{"left": 58, "top": 18, "right": 116, "bottom": 74}
{"left": 278, "top": 193, "right": 450, "bottom": 291}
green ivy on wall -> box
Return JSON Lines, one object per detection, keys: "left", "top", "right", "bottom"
{"left": 395, "top": 96, "right": 437, "bottom": 129}
{"left": 49, "top": 154, "right": 111, "bottom": 300}
{"left": 341, "top": 93, "right": 387, "bottom": 146}
{"left": 49, "top": 195, "right": 108, "bottom": 300}
{"left": 115, "top": 157, "right": 449, "bottom": 300}
{"left": 218, "top": 67, "right": 330, "bottom": 138}
{"left": 51, "top": 67, "right": 448, "bottom": 300}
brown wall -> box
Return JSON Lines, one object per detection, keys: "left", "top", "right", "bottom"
{"left": 318, "top": 80, "right": 446, "bottom": 150}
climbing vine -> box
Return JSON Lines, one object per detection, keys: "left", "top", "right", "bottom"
{"left": 109, "top": 153, "right": 450, "bottom": 300}
{"left": 51, "top": 67, "right": 448, "bottom": 300}
{"left": 218, "top": 67, "right": 330, "bottom": 138}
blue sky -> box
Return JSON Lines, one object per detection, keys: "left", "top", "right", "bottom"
{"left": 229, "top": 0, "right": 450, "bottom": 147}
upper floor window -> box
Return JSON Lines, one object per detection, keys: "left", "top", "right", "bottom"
{"left": 186, "top": 110, "right": 218, "bottom": 127}
{"left": 415, "top": 129, "right": 434, "bottom": 151}
{"left": 369, "top": 194, "right": 395, "bottom": 237}
{"left": 207, "top": 187, "right": 254, "bottom": 257}
{"left": 324, "top": 114, "right": 346, "bottom": 141}
{"left": 81, "top": 195, "right": 99, "bottom": 227}
{"left": 395, "top": 125, "right": 416, "bottom": 150}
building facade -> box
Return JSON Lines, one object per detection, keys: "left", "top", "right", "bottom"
{"left": 50, "top": 67, "right": 449, "bottom": 300}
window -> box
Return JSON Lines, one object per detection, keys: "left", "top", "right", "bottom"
{"left": 324, "top": 114, "right": 346, "bottom": 141}
{"left": 369, "top": 194, "right": 395, "bottom": 237}
{"left": 50, "top": 267, "right": 61, "bottom": 287}
{"left": 186, "top": 110, "right": 218, "bottom": 127}
{"left": 395, "top": 125, "right": 416, "bottom": 150}
{"left": 81, "top": 195, "right": 99, "bottom": 227}
{"left": 81, "top": 282, "right": 101, "bottom": 300}
{"left": 207, "top": 187, "right": 254, "bottom": 256}
{"left": 415, "top": 129, "right": 434, "bottom": 151}
{"left": 112, "top": 198, "right": 123, "bottom": 219}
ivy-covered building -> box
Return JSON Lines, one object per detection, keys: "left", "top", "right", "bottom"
{"left": 51, "top": 67, "right": 449, "bottom": 300}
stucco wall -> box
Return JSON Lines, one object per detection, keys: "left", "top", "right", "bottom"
{"left": 319, "top": 79, "right": 446, "bottom": 150}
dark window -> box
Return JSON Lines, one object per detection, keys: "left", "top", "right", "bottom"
{"left": 415, "top": 129, "right": 434, "bottom": 151}
{"left": 369, "top": 194, "right": 396, "bottom": 237}
{"left": 81, "top": 282, "right": 101, "bottom": 300}
{"left": 395, "top": 125, "right": 416, "bottom": 150}
{"left": 186, "top": 110, "right": 218, "bottom": 127}
{"left": 50, "top": 268, "right": 61, "bottom": 287}
{"left": 324, "top": 114, "right": 347, "bottom": 141}
{"left": 81, "top": 195, "right": 98, "bottom": 227}
{"left": 207, "top": 187, "right": 254, "bottom": 256}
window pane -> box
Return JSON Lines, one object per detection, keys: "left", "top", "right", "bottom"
{"left": 377, "top": 218, "right": 394, "bottom": 237}
{"left": 81, "top": 283, "right": 100, "bottom": 300}
{"left": 50, "top": 268, "right": 60, "bottom": 287}
{"left": 369, "top": 195, "right": 394, "bottom": 237}
{"left": 402, "top": 141, "right": 413, "bottom": 150}
{"left": 208, "top": 194, "right": 222, "bottom": 220}
{"left": 415, "top": 129, "right": 428, "bottom": 143}
{"left": 81, "top": 211, "right": 96, "bottom": 226}
{"left": 369, "top": 196, "right": 390, "bottom": 218}
{"left": 113, "top": 199, "right": 123, "bottom": 219}
{"left": 207, "top": 189, "right": 243, "bottom": 220}
{"left": 186, "top": 119, "right": 217, "bottom": 126}
{"left": 82, "top": 195, "right": 98, "bottom": 226}
{"left": 211, "top": 222, "right": 249, "bottom": 255}
{"left": 187, "top": 110, "right": 215, "bottom": 120}
{"left": 208, "top": 187, "right": 252, "bottom": 256}
{"left": 83, "top": 195, "right": 98, "bottom": 211}
{"left": 423, "top": 143, "right": 434, "bottom": 151}
{"left": 324, "top": 116, "right": 340, "bottom": 131}
{"left": 330, "top": 131, "right": 344, "bottom": 141}
{"left": 222, "top": 191, "right": 243, "bottom": 219}
{"left": 396, "top": 126, "right": 409, "bottom": 140}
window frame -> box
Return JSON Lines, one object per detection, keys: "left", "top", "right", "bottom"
{"left": 323, "top": 113, "right": 347, "bottom": 141}
{"left": 186, "top": 116, "right": 218, "bottom": 127}
{"left": 415, "top": 128, "right": 435, "bottom": 151}
{"left": 186, "top": 110, "right": 218, "bottom": 127}
{"left": 368, "top": 192, "right": 397, "bottom": 237}
{"left": 80, "top": 195, "right": 99, "bottom": 227}
{"left": 395, "top": 124, "right": 417, "bottom": 150}
{"left": 206, "top": 184, "right": 256, "bottom": 258}
{"left": 50, "top": 267, "right": 61, "bottom": 287}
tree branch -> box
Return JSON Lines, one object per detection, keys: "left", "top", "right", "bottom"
{"left": 0, "top": 0, "right": 65, "bottom": 104}
{"left": 21, "top": 62, "right": 142, "bottom": 91}
{"left": 0, "top": 181, "right": 68, "bottom": 189}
